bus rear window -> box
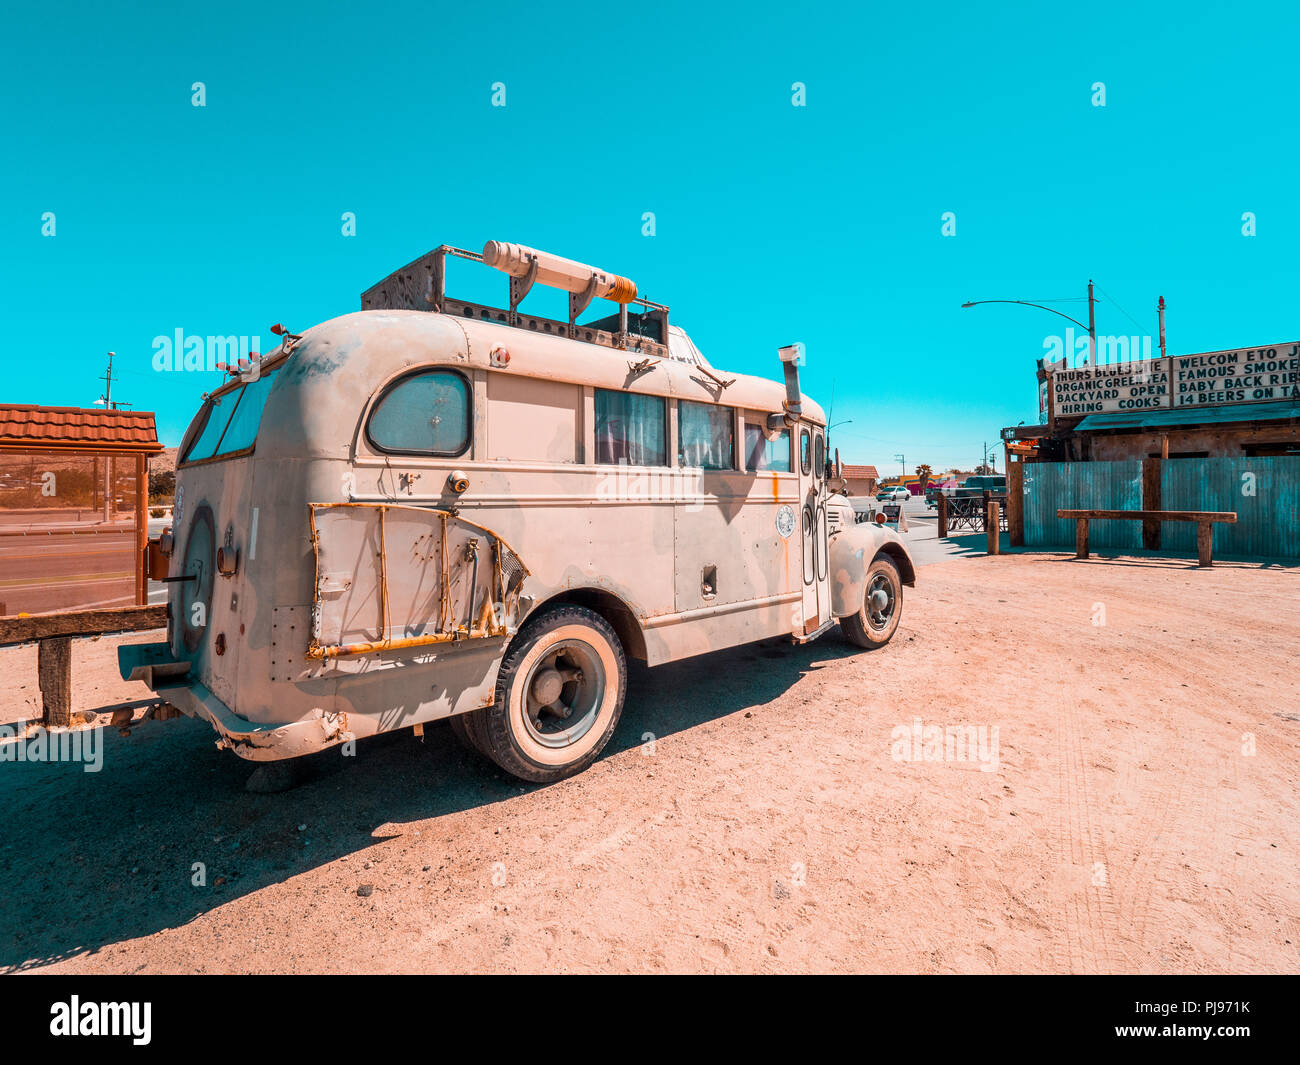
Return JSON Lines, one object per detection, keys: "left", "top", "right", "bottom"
{"left": 368, "top": 369, "right": 471, "bottom": 455}
{"left": 181, "top": 369, "right": 280, "bottom": 464}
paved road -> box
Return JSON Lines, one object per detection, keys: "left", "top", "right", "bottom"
{"left": 847, "top": 493, "right": 996, "bottom": 567}
{"left": 0, "top": 530, "right": 137, "bottom": 614}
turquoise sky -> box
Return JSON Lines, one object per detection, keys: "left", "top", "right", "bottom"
{"left": 3, "top": 1, "right": 1296, "bottom": 473}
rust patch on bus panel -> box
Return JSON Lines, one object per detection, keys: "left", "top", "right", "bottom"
{"left": 305, "top": 502, "right": 529, "bottom": 660}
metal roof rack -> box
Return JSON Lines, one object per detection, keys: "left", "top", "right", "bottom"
{"left": 361, "top": 243, "right": 671, "bottom": 359}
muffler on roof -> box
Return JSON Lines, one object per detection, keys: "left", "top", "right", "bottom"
{"left": 482, "top": 240, "right": 637, "bottom": 304}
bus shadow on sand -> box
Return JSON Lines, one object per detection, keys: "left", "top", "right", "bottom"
{"left": 0, "top": 634, "right": 853, "bottom": 971}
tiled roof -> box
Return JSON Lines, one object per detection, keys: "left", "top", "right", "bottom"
{"left": 0, "top": 405, "right": 162, "bottom": 453}
{"left": 841, "top": 464, "right": 879, "bottom": 479}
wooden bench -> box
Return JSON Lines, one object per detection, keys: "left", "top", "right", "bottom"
{"left": 1056, "top": 509, "right": 1237, "bottom": 567}
{"left": 0, "top": 605, "right": 166, "bottom": 727}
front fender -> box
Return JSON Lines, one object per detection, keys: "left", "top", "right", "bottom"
{"left": 828, "top": 523, "right": 916, "bottom": 618}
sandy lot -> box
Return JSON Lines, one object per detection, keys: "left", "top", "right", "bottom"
{"left": 1, "top": 550, "right": 1297, "bottom": 974}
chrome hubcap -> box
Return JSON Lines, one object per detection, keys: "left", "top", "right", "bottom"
{"left": 523, "top": 639, "right": 604, "bottom": 749}
{"left": 866, "top": 573, "right": 896, "bottom": 631}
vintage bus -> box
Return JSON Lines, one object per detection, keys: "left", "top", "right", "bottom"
{"left": 121, "top": 241, "right": 916, "bottom": 782}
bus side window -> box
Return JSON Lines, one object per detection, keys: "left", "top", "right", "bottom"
{"left": 800, "top": 429, "right": 811, "bottom": 475}
{"left": 678, "top": 401, "right": 735, "bottom": 470}
{"left": 814, "top": 431, "right": 825, "bottom": 480}
{"left": 745, "top": 423, "right": 791, "bottom": 472}
{"left": 594, "top": 389, "right": 667, "bottom": 467}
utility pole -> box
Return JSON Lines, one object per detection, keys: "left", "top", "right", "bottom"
{"left": 895, "top": 453, "right": 905, "bottom": 478}
{"left": 96, "top": 351, "right": 124, "bottom": 523}
{"left": 1086, "top": 280, "right": 1096, "bottom": 366}
{"left": 1157, "top": 296, "right": 1166, "bottom": 359}
{"left": 97, "top": 351, "right": 131, "bottom": 409}
{"left": 100, "top": 351, "right": 115, "bottom": 408}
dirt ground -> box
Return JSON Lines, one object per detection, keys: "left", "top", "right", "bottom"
{"left": 1, "top": 550, "right": 1297, "bottom": 974}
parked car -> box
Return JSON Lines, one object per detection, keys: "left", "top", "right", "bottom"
{"left": 955, "top": 474, "right": 1007, "bottom": 498}
{"left": 876, "top": 486, "right": 910, "bottom": 502}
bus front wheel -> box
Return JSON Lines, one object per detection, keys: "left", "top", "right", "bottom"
{"left": 840, "top": 554, "right": 902, "bottom": 649}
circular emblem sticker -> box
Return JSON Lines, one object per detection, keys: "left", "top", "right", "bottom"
{"left": 776, "top": 504, "right": 795, "bottom": 539}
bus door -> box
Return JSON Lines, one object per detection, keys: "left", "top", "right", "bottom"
{"left": 796, "top": 424, "right": 831, "bottom": 637}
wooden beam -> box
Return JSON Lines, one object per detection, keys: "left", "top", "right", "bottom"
{"left": 987, "top": 503, "right": 1001, "bottom": 555}
{"left": 1007, "top": 459, "right": 1024, "bottom": 547}
{"left": 38, "top": 637, "right": 72, "bottom": 727}
{"left": 1197, "top": 522, "right": 1214, "bottom": 567}
{"left": 937, "top": 493, "right": 948, "bottom": 538}
{"left": 1075, "top": 518, "right": 1090, "bottom": 560}
{"left": 136, "top": 452, "right": 148, "bottom": 606}
{"left": 0, "top": 604, "right": 166, "bottom": 646}
{"left": 1057, "top": 509, "right": 1236, "bottom": 523}
{"left": 1141, "top": 457, "right": 1162, "bottom": 550}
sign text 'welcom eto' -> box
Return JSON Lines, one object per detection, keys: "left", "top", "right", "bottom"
{"left": 1051, "top": 342, "right": 1300, "bottom": 418}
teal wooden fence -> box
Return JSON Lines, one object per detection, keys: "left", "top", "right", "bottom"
{"left": 1161, "top": 456, "right": 1300, "bottom": 559}
{"left": 1021, "top": 456, "right": 1300, "bottom": 559}
{"left": 1022, "top": 461, "right": 1143, "bottom": 550}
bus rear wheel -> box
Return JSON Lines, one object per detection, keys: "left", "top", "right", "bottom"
{"left": 477, "top": 604, "right": 627, "bottom": 783}
{"left": 840, "top": 554, "right": 902, "bottom": 649}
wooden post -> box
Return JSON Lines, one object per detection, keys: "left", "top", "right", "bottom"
{"left": 937, "top": 493, "right": 948, "bottom": 538}
{"left": 1161, "top": 434, "right": 1170, "bottom": 460}
{"left": 1141, "top": 457, "right": 1162, "bottom": 550}
{"left": 1197, "top": 521, "right": 1213, "bottom": 567}
{"left": 136, "top": 452, "right": 148, "bottom": 605}
{"left": 1007, "top": 459, "right": 1024, "bottom": 547}
{"left": 987, "top": 503, "right": 1001, "bottom": 554}
{"left": 1075, "top": 518, "right": 1090, "bottom": 560}
{"left": 38, "top": 637, "right": 72, "bottom": 728}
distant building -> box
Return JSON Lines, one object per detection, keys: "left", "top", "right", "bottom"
{"left": 840, "top": 464, "right": 879, "bottom": 498}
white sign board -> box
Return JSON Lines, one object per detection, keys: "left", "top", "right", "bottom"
{"left": 1050, "top": 342, "right": 1299, "bottom": 419}
{"left": 1172, "top": 343, "right": 1300, "bottom": 407}
{"left": 1053, "top": 358, "right": 1169, "bottom": 417}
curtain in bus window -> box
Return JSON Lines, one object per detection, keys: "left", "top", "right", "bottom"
{"left": 369, "top": 370, "right": 471, "bottom": 454}
{"left": 744, "top": 424, "right": 791, "bottom": 472}
{"left": 679, "top": 401, "right": 734, "bottom": 470}
{"left": 594, "top": 390, "right": 666, "bottom": 466}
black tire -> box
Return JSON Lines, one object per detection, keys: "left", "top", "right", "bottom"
{"left": 447, "top": 711, "right": 485, "bottom": 755}
{"left": 477, "top": 604, "right": 627, "bottom": 783}
{"left": 840, "top": 554, "right": 903, "bottom": 649}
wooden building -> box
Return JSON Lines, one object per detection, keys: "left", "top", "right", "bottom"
{"left": 0, "top": 405, "right": 162, "bottom": 615}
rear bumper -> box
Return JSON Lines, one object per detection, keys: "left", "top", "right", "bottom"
{"left": 118, "top": 642, "right": 353, "bottom": 761}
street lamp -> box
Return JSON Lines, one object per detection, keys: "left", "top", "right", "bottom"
{"left": 961, "top": 281, "right": 1097, "bottom": 366}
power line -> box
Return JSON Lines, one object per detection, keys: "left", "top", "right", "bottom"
{"left": 1096, "top": 284, "right": 1146, "bottom": 333}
